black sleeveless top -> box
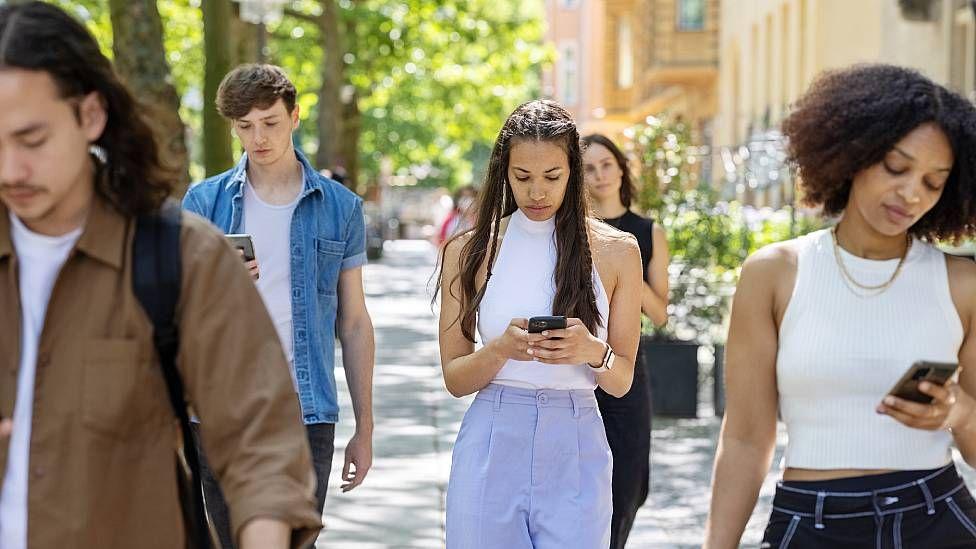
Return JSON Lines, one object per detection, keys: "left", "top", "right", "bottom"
{"left": 603, "top": 210, "right": 653, "bottom": 282}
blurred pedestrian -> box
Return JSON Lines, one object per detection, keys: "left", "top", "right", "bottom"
{"left": 437, "top": 185, "right": 477, "bottom": 246}
{"left": 436, "top": 99, "right": 643, "bottom": 548}
{"left": 705, "top": 64, "right": 976, "bottom": 548}
{"left": 583, "top": 133, "right": 670, "bottom": 548}
{"left": 184, "top": 64, "right": 375, "bottom": 548}
{"left": 0, "top": 3, "right": 321, "bottom": 548}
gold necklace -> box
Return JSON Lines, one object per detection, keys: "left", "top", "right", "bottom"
{"left": 831, "top": 226, "right": 912, "bottom": 295}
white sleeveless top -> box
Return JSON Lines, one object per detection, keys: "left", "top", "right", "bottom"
{"left": 776, "top": 229, "right": 963, "bottom": 470}
{"left": 477, "top": 209, "right": 610, "bottom": 390}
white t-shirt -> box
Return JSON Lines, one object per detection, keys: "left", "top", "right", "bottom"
{"left": 243, "top": 180, "right": 301, "bottom": 388}
{"left": 0, "top": 213, "right": 82, "bottom": 549}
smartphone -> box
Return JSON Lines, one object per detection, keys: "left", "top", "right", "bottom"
{"left": 225, "top": 234, "right": 256, "bottom": 262}
{"left": 528, "top": 316, "right": 567, "bottom": 334}
{"left": 887, "top": 360, "right": 959, "bottom": 404}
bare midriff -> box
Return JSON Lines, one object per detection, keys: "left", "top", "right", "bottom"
{"left": 783, "top": 468, "right": 897, "bottom": 482}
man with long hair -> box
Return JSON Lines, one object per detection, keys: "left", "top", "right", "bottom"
{"left": 183, "top": 64, "right": 375, "bottom": 547}
{"left": 0, "top": 3, "right": 321, "bottom": 548}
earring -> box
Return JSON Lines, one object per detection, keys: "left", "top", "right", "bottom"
{"left": 88, "top": 143, "right": 108, "bottom": 165}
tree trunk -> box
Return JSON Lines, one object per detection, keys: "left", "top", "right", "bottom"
{"left": 202, "top": 0, "right": 235, "bottom": 176}
{"left": 340, "top": 87, "right": 361, "bottom": 192}
{"left": 230, "top": 4, "right": 259, "bottom": 66}
{"left": 315, "top": 0, "right": 344, "bottom": 174}
{"left": 107, "top": 0, "right": 190, "bottom": 195}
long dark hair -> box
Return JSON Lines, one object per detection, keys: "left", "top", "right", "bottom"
{"left": 437, "top": 99, "right": 600, "bottom": 342}
{"left": 582, "top": 133, "right": 635, "bottom": 208}
{"left": 0, "top": 1, "right": 173, "bottom": 216}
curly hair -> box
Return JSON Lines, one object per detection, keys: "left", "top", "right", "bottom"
{"left": 582, "top": 133, "right": 636, "bottom": 208}
{"left": 0, "top": 1, "right": 174, "bottom": 216}
{"left": 782, "top": 64, "right": 976, "bottom": 241}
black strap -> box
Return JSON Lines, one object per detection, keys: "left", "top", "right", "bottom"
{"left": 133, "top": 200, "right": 212, "bottom": 549}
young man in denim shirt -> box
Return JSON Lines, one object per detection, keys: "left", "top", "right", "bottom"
{"left": 183, "top": 64, "right": 375, "bottom": 548}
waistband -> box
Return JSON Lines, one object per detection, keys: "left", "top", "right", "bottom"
{"left": 772, "top": 463, "right": 965, "bottom": 527}
{"left": 475, "top": 383, "right": 598, "bottom": 415}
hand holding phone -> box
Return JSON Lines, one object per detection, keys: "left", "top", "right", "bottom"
{"left": 886, "top": 360, "right": 959, "bottom": 404}
{"left": 225, "top": 234, "right": 259, "bottom": 280}
{"left": 878, "top": 360, "right": 967, "bottom": 432}
{"left": 528, "top": 316, "right": 567, "bottom": 334}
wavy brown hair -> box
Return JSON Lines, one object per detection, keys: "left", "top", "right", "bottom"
{"left": 582, "top": 133, "right": 636, "bottom": 208}
{"left": 0, "top": 1, "right": 174, "bottom": 216}
{"left": 436, "top": 99, "right": 600, "bottom": 342}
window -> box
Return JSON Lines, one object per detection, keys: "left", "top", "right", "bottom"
{"left": 558, "top": 41, "right": 580, "bottom": 106}
{"left": 677, "top": 0, "right": 705, "bottom": 31}
{"left": 617, "top": 16, "right": 634, "bottom": 88}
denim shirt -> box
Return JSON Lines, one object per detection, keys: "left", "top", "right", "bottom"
{"left": 182, "top": 150, "right": 366, "bottom": 424}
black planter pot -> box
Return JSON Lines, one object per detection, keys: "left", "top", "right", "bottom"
{"left": 713, "top": 344, "right": 725, "bottom": 417}
{"left": 640, "top": 336, "right": 699, "bottom": 418}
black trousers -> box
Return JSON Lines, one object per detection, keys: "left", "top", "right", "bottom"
{"left": 192, "top": 422, "right": 335, "bottom": 549}
{"left": 595, "top": 349, "right": 652, "bottom": 549}
{"left": 761, "top": 464, "right": 976, "bottom": 548}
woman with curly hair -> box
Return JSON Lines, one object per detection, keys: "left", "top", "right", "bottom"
{"left": 437, "top": 100, "right": 643, "bottom": 547}
{"left": 704, "top": 64, "right": 976, "bottom": 548}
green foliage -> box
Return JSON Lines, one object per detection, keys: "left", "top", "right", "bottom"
{"left": 277, "top": 0, "right": 551, "bottom": 188}
{"left": 630, "top": 116, "right": 825, "bottom": 343}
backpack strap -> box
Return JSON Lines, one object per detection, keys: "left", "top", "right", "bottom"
{"left": 133, "top": 200, "right": 212, "bottom": 549}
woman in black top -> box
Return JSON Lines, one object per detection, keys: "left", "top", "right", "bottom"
{"left": 582, "top": 133, "right": 670, "bottom": 548}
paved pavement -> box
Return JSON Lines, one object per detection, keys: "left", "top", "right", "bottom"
{"left": 316, "top": 240, "right": 976, "bottom": 548}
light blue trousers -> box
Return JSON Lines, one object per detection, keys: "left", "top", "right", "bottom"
{"left": 446, "top": 384, "right": 613, "bottom": 548}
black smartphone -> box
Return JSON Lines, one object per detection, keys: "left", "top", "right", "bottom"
{"left": 225, "top": 234, "right": 256, "bottom": 262}
{"left": 887, "top": 360, "right": 959, "bottom": 404}
{"left": 528, "top": 316, "right": 567, "bottom": 334}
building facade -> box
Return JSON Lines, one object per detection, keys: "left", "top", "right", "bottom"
{"left": 543, "top": 0, "right": 721, "bottom": 139}
{"left": 716, "top": 0, "right": 976, "bottom": 207}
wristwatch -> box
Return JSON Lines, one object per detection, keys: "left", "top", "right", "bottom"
{"left": 588, "top": 342, "right": 615, "bottom": 373}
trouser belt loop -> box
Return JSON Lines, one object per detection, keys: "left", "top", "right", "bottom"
{"left": 815, "top": 491, "right": 826, "bottom": 529}
{"left": 917, "top": 479, "right": 936, "bottom": 515}
{"left": 570, "top": 391, "right": 580, "bottom": 418}
{"left": 493, "top": 386, "right": 503, "bottom": 411}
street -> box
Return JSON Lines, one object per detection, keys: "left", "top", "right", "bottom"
{"left": 319, "top": 240, "right": 976, "bottom": 548}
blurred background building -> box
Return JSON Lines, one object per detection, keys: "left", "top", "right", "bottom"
{"left": 543, "top": 0, "right": 976, "bottom": 209}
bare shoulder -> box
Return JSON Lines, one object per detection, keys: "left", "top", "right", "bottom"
{"left": 588, "top": 218, "right": 639, "bottom": 256}
{"left": 740, "top": 239, "right": 799, "bottom": 280}
{"left": 946, "top": 253, "right": 976, "bottom": 301}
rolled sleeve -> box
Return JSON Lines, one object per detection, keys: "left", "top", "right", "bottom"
{"left": 176, "top": 212, "right": 322, "bottom": 547}
{"left": 342, "top": 199, "right": 368, "bottom": 271}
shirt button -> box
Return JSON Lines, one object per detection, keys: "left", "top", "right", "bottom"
{"left": 37, "top": 355, "right": 50, "bottom": 368}
{"left": 537, "top": 393, "right": 548, "bottom": 405}
{"left": 31, "top": 467, "right": 44, "bottom": 479}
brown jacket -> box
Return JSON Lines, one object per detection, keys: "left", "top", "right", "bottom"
{"left": 0, "top": 196, "right": 322, "bottom": 547}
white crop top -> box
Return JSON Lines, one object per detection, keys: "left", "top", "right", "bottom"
{"left": 477, "top": 209, "right": 609, "bottom": 390}
{"left": 776, "top": 229, "right": 963, "bottom": 470}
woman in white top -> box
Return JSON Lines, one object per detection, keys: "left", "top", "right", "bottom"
{"left": 436, "top": 99, "right": 642, "bottom": 548}
{"left": 705, "top": 64, "right": 976, "bottom": 548}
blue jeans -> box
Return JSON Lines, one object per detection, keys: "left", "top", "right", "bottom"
{"left": 193, "top": 423, "right": 335, "bottom": 549}
{"left": 762, "top": 464, "right": 976, "bottom": 548}
{"left": 446, "top": 384, "right": 612, "bottom": 548}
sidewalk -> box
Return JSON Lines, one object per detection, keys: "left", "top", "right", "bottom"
{"left": 317, "top": 240, "right": 976, "bottom": 548}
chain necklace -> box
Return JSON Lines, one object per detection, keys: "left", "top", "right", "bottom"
{"left": 831, "top": 226, "right": 912, "bottom": 297}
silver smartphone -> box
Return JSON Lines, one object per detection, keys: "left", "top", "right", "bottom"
{"left": 225, "top": 234, "right": 256, "bottom": 262}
